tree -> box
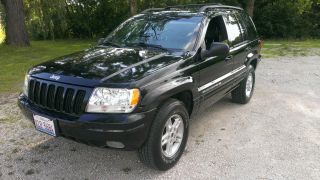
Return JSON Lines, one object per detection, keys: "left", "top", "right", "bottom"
{"left": 246, "top": 0, "right": 255, "bottom": 17}
{"left": 130, "top": 0, "right": 137, "bottom": 16}
{"left": 0, "top": 0, "right": 29, "bottom": 46}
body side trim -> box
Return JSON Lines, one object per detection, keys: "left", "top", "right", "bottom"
{"left": 198, "top": 65, "right": 246, "bottom": 92}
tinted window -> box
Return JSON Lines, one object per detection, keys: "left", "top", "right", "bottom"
{"left": 238, "top": 12, "right": 258, "bottom": 40}
{"left": 106, "top": 14, "right": 202, "bottom": 50}
{"left": 235, "top": 12, "right": 248, "bottom": 41}
{"left": 223, "top": 13, "right": 243, "bottom": 46}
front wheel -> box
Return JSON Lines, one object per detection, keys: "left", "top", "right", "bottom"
{"left": 231, "top": 65, "right": 255, "bottom": 104}
{"left": 138, "top": 99, "right": 189, "bottom": 171}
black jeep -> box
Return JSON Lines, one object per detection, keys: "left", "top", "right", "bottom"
{"left": 18, "top": 4, "right": 262, "bottom": 170}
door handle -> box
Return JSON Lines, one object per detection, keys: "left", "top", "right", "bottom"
{"left": 225, "top": 55, "right": 233, "bottom": 61}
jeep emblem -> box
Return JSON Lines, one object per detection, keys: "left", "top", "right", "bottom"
{"left": 50, "top": 74, "right": 60, "bottom": 80}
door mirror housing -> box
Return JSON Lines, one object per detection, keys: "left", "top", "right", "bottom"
{"left": 201, "top": 42, "right": 230, "bottom": 60}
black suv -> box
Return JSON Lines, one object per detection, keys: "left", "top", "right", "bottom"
{"left": 18, "top": 4, "right": 262, "bottom": 170}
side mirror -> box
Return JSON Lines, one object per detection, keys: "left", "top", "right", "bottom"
{"left": 97, "top": 38, "right": 105, "bottom": 45}
{"left": 201, "top": 42, "right": 230, "bottom": 60}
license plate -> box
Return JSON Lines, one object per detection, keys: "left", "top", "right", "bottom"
{"left": 33, "top": 115, "right": 57, "bottom": 136}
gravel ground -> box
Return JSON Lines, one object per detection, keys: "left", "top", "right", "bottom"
{"left": 0, "top": 56, "right": 320, "bottom": 180}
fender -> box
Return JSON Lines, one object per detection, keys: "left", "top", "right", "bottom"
{"left": 140, "top": 76, "right": 198, "bottom": 111}
{"left": 245, "top": 39, "right": 261, "bottom": 68}
{"left": 245, "top": 52, "right": 261, "bottom": 68}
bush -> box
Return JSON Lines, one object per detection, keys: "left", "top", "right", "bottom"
{"left": 21, "top": 0, "right": 320, "bottom": 40}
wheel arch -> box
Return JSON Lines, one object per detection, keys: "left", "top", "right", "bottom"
{"left": 140, "top": 77, "right": 197, "bottom": 116}
{"left": 249, "top": 58, "right": 258, "bottom": 69}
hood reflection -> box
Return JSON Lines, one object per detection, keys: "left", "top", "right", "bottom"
{"left": 30, "top": 46, "right": 182, "bottom": 83}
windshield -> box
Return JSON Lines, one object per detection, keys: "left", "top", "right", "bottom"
{"left": 105, "top": 14, "right": 203, "bottom": 50}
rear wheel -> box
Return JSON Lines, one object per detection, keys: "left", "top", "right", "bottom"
{"left": 138, "top": 99, "right": 189, "bottom": 171}
{"left": 231, "top": 65, "right": 255, "bottom": 104}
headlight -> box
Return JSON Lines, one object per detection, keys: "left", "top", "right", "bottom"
{"left": 23, "top": 74, "right": 30, "bottom": 97}
{"left": 86, "top": 88, "right": 140, "bottom": 113}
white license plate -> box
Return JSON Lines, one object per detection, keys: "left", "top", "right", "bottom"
{"left": 33, "top": 115, "right": 57, "bottom": 136}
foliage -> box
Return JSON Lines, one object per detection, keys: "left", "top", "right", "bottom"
{"left": 0, "top": 40, "right": 93, "bottom": 93}
{"left": 0, "top": 2, "right": 4, "bottom": 44}
{"left": 254, "top": 0, "right": 320, "bottom": 38}
{"left": 24, "top": 0, "right": 68, "bottom": 40}
{"left": 10, "top": 0, "right": 320, "bottom": 40}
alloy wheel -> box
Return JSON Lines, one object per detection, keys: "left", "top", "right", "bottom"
{"left": 161, "top": 114, "right": 184, "bottom": 158}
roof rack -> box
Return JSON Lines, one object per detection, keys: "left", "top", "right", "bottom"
{"left": 166, "top": 3, "right": 221, "bottom": 9}
{"left": 141, "top": 8, "right": 165, "bottom": 14}
{"left": 141, "top": 3, "right": 243, "bottom": 14}
{"left": 199, "top": 5, "right": 243, "bottom": 12}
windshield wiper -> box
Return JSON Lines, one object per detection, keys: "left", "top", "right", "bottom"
{"left": 126, "top": 42, "right": 168, "bottom": 51}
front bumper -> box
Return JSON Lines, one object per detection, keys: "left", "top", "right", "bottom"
{"left": 18, "top": 94, "right": 156, "bottom": 150}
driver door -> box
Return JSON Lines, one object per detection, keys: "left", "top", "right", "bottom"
{"left": 198, "top": 15, "right": 233, "bottom": 108}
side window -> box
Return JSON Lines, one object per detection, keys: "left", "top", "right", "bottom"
{"left": 235, "top": 12, "right": 248, "bottom": 41}
{"left": 223, "top": 13, "right": 243, "bottom": 47}
{"left": 204, "top": 15, "right": 228, "bottom": 50}
{"left": 239, "top": 12, "right": 258, "bottom": 40}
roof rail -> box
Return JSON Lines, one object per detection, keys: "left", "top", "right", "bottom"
{"left": 199, "top": 5, "right": 243, "bottom": 12}
{"left": 166, "top": 3, "right": 221, "bottom": 9}
{"left": 140, "top": 4, "right": 243, "bottom": 14}
{"left": 141, "top": 8, "right": 165, "bottom": 14}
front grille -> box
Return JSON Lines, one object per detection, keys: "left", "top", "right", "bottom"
{"left": 28, "top": 78, "right": 89, "bottom": 115}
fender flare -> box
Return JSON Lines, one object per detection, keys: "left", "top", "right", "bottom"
{"left": 141, "top": 76, "right": 197, "bottom": 111}
{"left": 245, "top": 51, "right": 260, "bottom": 68}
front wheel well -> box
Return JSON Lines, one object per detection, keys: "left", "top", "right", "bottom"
{"left": 250, "top": 59, "right": 258, "bottom": 69}
{"left": 171, "top": 91, "right": 193, "bottom": 116}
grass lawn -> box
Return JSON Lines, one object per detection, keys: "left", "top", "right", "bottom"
{"left": 263, "top": 39, "right": 320, "bottom": 58}
{"left": 0, "top": 39, "right": 319, "bottom": 94}
{"left": 0, "top": 40, "right": 94, "bottom": 93}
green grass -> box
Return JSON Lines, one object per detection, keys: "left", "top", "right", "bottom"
{"left": 0, "top": 39, "right": 319, "bottom": 94}
{"left": 0, "top": 40, "right": 94, "bottom": 93}
{"left": 262, "top": 39, "right": 320, "bottom": 58}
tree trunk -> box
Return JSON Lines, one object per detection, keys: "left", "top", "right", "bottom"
{"left": 130, "top": 0, "right": 137, "bottom": 16}
{"left": 246, "top": 0, "right": 255, "bottom": 17}
{"left": 1, "top": 0, "right": 30, "bottom": 46}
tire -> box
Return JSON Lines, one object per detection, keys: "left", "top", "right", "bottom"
{"left": 138, "top": 98, "right": 189, "bottom": 171}
{"left": 231, "top": 65, "right": 255, "bottom": 104}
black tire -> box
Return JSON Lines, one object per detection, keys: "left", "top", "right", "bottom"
{"left": 231, "top": 65, "right": 255, "bottom": 104}
{"left": 138, "top": 98, "right": 189, "bottom": 171}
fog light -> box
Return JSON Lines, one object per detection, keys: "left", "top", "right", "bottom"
{"left": 106, "top": 141, "right": 125, "bottom": 149}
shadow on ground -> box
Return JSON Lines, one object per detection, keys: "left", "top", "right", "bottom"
{"left": 8, "top": 97, "right": 235, "bottom": 179}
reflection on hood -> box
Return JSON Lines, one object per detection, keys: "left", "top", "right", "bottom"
{"left": 29, "top": 46, "right": 183, "bottom": 83}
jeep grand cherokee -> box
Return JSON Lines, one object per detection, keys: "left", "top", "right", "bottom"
{"left": 18, "top": 4, "right": 262, "bottom": 170}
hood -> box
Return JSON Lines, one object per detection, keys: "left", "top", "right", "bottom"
{"left": 29, "top": 46, "right": 183, "bottom": 86}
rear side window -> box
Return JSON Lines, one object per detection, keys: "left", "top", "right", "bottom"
{"left": 223, "top": 13, "right": 243, "bottom": 47}
{"left": 237, "top": 12, "right": 258, "bottom": 40}
{"left": 235, "top": 12, "right": 248, "bottom": 41}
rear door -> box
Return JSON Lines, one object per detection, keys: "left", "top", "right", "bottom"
{"left": 236, "top": 11, "right": 260, "bottom": 66}
{"left": 222, "top": 12, "right": 248, "bottom": 71}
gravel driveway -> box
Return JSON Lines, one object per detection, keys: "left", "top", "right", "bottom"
{"left": 1, "top": 56, "right": 320, "bottom": 180}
